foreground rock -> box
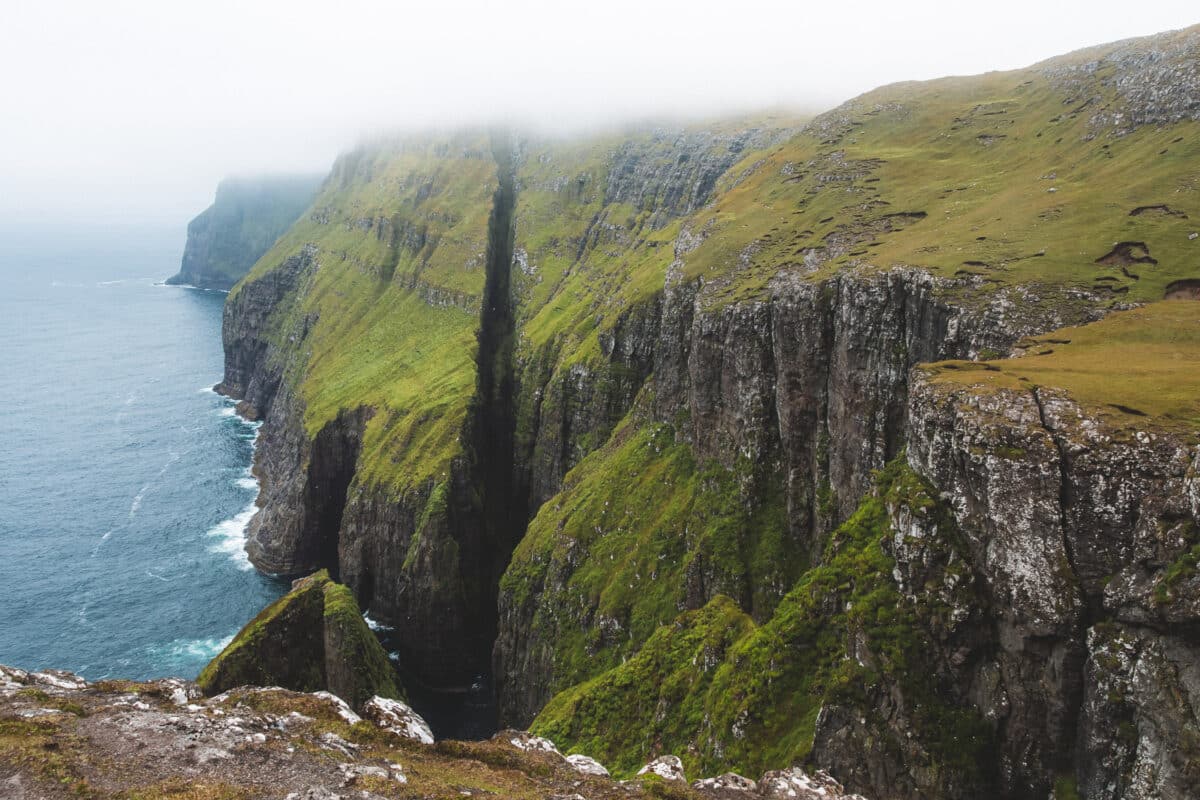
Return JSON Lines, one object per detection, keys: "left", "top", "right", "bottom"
{"left": 197, "top": 570, "right": 402, "bottom": 709}
{"left": 0, "top": 665, "right": 866, "bottom": 799}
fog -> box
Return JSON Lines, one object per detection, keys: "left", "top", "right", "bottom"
{"left": 1, "top": 0, "right": 1196, "bottom": 228}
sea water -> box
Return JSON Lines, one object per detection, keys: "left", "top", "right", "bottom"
{"left": 0, "top": 223, "right": 287, "bottom": 680}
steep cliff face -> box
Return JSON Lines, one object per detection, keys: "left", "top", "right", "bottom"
{"left": 221, "top": 134, "right": 498, "bottom": 708}
{"left": 167, "top": 175, "right": 322, "bottom": 290}
{"left": 218, "top": 123, "right": 806, "bottom": 717}
{"left": 495, "top": 268, "right": 1105, "bottom": 727}
{"left": 216, "top": 23, "right": 1200, "bottom": 799}
{"left": 517, "top": 303, "right": 1200, "bottom": 798}
{"left": 905, "top": 303, "right": 1200, "bottom": 799}
{"left": 528, "top": 459, "right": 999, "bottom": 797}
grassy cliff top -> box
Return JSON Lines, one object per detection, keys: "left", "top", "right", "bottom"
{"left": 922, "top": 300, "right": 1200, "bottom": 434}
{"left": 228, "top": 24, "right": 1200, "bottom": 493}
{"left": 676, "top": 24, "right": 1200, "bottom": 310}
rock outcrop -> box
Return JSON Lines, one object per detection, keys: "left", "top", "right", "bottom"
{"left": 0, "top": 664, "right": 869, "bottom": 800}
{"left": 198, "top": 570, "right": 402, "bottom": 709}
{"left": 906, "top": 359, "right": 1200, "bottom": 799}
{"left": 166, "top": 174, "right": 322, "bottom": 290}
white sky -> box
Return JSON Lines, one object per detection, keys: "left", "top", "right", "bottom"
{"left": 1, "top": 1, "right": 1197, "bottom": 227}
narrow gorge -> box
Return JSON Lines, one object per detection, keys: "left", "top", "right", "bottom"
{"left": 206, "top": 26, "right": 1200, "bottom": 800}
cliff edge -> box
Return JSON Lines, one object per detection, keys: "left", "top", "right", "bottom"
{"left": 166, "top": 174, "right": 322, "bottom": 290}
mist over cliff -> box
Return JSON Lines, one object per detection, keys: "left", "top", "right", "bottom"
{"left": 3, "top": 8, "right": 1200, "bottom": 800}
{"left": 165, "top": 175, "right": 322, "bottom": 290}
{"left": 201, "top": 24, "right": 1200, "bottom": 800}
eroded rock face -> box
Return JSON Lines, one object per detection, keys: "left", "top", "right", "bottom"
{"left": 759, "top": 768, "right": 867, "bottom": 800}
{"left": 1041, "top": 25, "right": 1200, "bottom": 135}
{"left": 567, "top": 754, "right": 610, "bottom": 777}
{"left": 362, "top": 696, "right": 434, "bottom": 744}
{"left": 907, "top": 372, "right": 1200, "bottom": 798}
{"left": 495, "top": 268, "right": 1102, "bottom": 727}
{"left": 1080, "top": 626, "right": 1200, "bottom": 800}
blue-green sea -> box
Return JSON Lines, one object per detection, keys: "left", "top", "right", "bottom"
{"left": 0, "top": 224, "right": 286, "bottom": 680}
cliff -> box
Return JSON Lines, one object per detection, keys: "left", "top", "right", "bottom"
{"left": 166, "top": 174, "right": 322, "bottom": 290}
{"left": 214, "top": 24, "right": 1200, "bottom": 800}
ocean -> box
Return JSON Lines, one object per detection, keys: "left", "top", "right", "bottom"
{"left": 0, "top": 224, "right": 287, "bottom": 680}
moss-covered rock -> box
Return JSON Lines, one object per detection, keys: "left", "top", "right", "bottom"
{"left": 495, "top": 411, "right": 794, "bottom": 726}
{"left": 530, "top": 460, "right": 996, "bottom": 797}
{"left": 197, "top": 570, "right": 402, "bottom": 708}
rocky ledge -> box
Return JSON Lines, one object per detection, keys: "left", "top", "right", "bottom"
{"left": 0, "top": 665, "right": 868, "bottom": 800}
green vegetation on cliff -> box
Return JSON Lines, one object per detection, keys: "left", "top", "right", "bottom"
{"left": 501, "top": 411, "right": 793, "bottom": 695}
{"left": 221, "top": 25, "right": 1200, "bottom": 794}
{"left": 198, "top": 570, "right": 401, "bottom": 707}
{"left": 197, "top": 571, "right": 327, "bottom": 694}
{"left": 531, "top": 460, "right": 994, "bottom": 790}
{"left": 677, "top": 57, "right": 1200, "bottom": 312}
{"left": 233, "top": 135, "right": 500, "bottom": 492}
{"left": 922, "top": 300, "right": 1200, "bottom": 434}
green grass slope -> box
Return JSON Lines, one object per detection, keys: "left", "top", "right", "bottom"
{"left": 531, "top": 460, "right": 993, "bottom": 791}
{"left": 922, "top": 299, "right": 1200, "bottom": 435}
{"left": 233, "top": 133, "right": 499, "bottom": 492}
{"left": 669, "top": 28, "right": 1200, "bottom": 312}
{"left": 500, "top": 410, "right": 793, "bottom": 699}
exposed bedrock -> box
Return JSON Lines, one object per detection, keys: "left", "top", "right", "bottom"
{"left": 907, "top": 373, "right": 1200, "bottom": 798}
{"left": 494, "top": 269, "right": 1104, "bottom": 727}
{"left": 216, "top": 244, "right": 317, "bottom": 415}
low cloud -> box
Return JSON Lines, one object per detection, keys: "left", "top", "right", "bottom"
{"left": 1, "top": 0, "right": 1195, "bottom": 226}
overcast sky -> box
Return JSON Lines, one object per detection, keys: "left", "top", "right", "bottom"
{"left": 1, "top": 1, "right": 1196, "bottom": 228}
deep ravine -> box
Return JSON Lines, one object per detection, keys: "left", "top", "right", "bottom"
{"left": 388, "top": 131, "right": 530, "bottom": 740}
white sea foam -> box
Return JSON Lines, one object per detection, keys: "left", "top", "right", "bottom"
{"left": 156, "top": 633, "right": 235, "bottom": 661}
{"left": 130, "top": 483, "right": 150, "bottom": 515}
{"left": 206, "top": 419, "right": 263, "bottom": 570}
{"left": 362, "top": 613, "right": 394, "bottom": 633}
{"left": 206, "top": 500, "right": 257, "bottom": 571}
{"left": 90, "top": 528, "right": 115, "bottom": 558}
